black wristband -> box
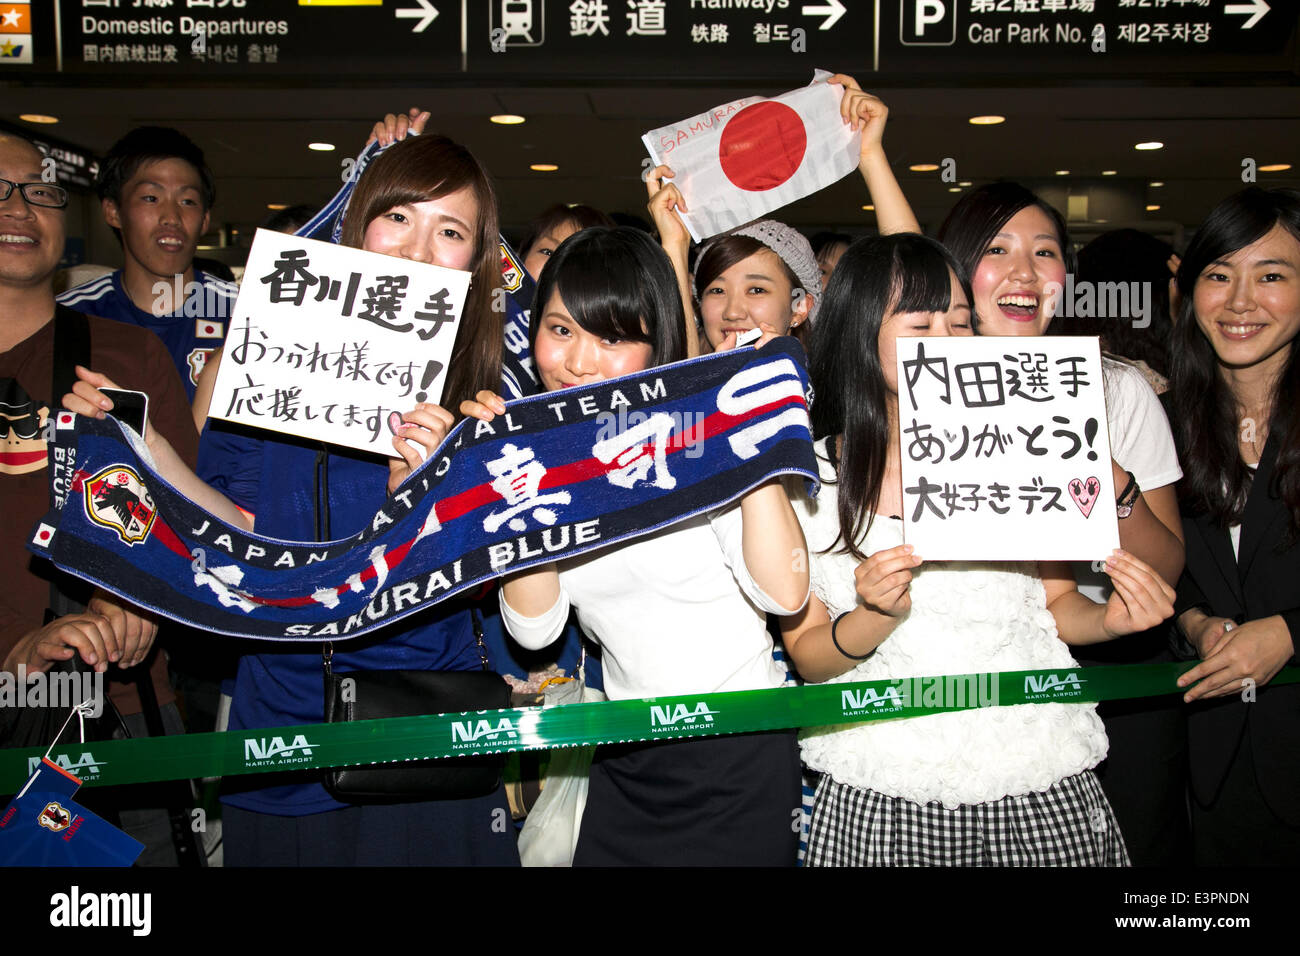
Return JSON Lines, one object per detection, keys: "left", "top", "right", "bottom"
{"left": 1115, "top": 470, "right": 1140, "bottom": 518}
{"left": 831, "top": 610, "right": 874, "bottom": 661}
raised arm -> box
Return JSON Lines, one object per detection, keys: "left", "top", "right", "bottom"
{"left": 645, "top": 164, "right": 701, "bottom": 357}
{"left": 829, "top": 74, "right": 921, "bottom": 236}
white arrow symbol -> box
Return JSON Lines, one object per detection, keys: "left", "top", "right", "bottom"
{"left": 1224, "top": 0, "right": 1269, "bottom": 29}
{"left": 802, "top": 0, "right": 847, "bottom": 31}
{"left": 396, "top": 0, "right": 439, "bottom": 34}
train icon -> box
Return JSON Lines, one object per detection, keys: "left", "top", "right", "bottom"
{"left": 491, "top": 0, "right": 545, "bottom": 48}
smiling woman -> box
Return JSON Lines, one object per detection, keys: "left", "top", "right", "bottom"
{"left": 1166, "top": 188, "right": 1300, "bottom": 864}
{"left": 459, "top": 227, "right": 810, "bottom": 866}
{"left": 63, "top": 128, "right": 520, "bottom": 867}
{"left": 781, "top": 232, "right": 1174, "bottom": 866}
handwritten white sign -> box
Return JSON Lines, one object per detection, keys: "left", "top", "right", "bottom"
{"left": 895, "top": 336, "right": 1120, "bottom": 561}
{"left": 209, "top": 229, "right": 470, "bottom": 456}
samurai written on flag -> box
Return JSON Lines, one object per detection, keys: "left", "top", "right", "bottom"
{"left": 895, "top": 336, "right": 1120, "bottom": 562}
{"left": 641, "top": 69, "right": 860, "bottom": 243}
{"left": 208, "top": 229, "right": 471, "bottom": 456}
{"left": 30, "top": 339, "right": 818, "bottom": 641}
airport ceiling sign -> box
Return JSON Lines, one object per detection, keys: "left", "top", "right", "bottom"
{"left": 2, "top": 0, "right": 1295, "bottom": 81}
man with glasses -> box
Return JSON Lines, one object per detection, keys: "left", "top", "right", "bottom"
{"left": 0, "top": 132, "right": 199, "bottom": 863}
{"left": 58, "top": 127, "right": 235, "bottom": 400}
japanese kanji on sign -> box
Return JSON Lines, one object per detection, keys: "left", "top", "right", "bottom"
{"left": 208, "top": 229, "right": 471, "bottom": 456}
{"left": 895, "top": 336, "right": 1120, "bottom": 561}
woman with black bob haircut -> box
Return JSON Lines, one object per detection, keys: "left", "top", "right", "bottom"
{"left": 528, "top": 225, "right": 686, "bottom": 368}
{"left": 463, "top": 225, "right": 811, "bottom": 865}
{"left": 1168, "top": 186, "right": 1300, "bottom": 864}
{"left": 782, "top": 233, "right": 1176, "bottom": 865}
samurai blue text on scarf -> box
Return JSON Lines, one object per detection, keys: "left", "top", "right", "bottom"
{"left": 30, "top": 340, "right": 818, "bottom": 641}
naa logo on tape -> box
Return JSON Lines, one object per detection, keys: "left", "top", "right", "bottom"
{"left": 450, "top": 717, "right": 519, "bottom": 750}
{"left": 840, "top": 686, "right": 906, "bottom": 717}
{"left": 1023, "top": 672, "right": 1086, "bottom": 700}
{"left": 650, "top": 701, "right": 719, "bottom": 732}
{"left": 243, "top": 734, "right": 318, "bottom": 767}
{"left": 27, "top": 751, "right": 108, "bottom": 782}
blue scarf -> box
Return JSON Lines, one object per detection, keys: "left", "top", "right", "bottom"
{"left": 31, "top": 341, "right": 817, "bottom": 641}
{"left": 297, "top": 139, "right": 540, "bottom": 400}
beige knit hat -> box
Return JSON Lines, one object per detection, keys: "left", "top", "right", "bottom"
{"left": 696, "top": 219, "right": 821, "bottom": 326}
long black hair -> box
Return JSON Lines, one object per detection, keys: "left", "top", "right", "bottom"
{"left": 1066, "top": 228, "right": 1176, "bottom": 377}
{"left": 1168, "top": 187, "right": 1300, "bottom": 538}
{"left": 937, "top": 182, "right": 1076, "bottom": 331}
{"left": 808, "top": 233, "right": 973, "bottom": 558}
{"left": 530, "top": 226, "right": 687, "bottom": 369}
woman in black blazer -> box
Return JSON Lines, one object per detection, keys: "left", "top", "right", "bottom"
{"left": 1167, "top": 186, "right": 1300, "bottom": 865}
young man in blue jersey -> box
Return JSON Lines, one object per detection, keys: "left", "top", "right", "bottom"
{"left": 59, "top": 127, "right": 236, "bottom": 400}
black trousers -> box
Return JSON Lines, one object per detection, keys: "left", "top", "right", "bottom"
{"left": 1190, "top": 726, "right": 1300, "bottom": 866}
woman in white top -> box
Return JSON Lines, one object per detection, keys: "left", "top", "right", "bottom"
{"left": 781, "top": 233, "right": 1177, "bottom": 866}
{"left": 460, "top": 226, "right": 811, "bottom": 865}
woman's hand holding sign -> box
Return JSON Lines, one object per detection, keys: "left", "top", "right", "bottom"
{"left": 1099, "top": 549, "right": 1177, "bottom": 639}
{"left": 387, "top": 401, "right": 455, "bottom": 494}
{"left": 855, "top": 544, "right": 921, "bottom": 618}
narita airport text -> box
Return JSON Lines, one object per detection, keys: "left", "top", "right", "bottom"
{"left": 969, "top": 22, "right": 1087, "bottom": 43}
{"left": 1124, "top": 892, "right": 1249, "bottom": 907}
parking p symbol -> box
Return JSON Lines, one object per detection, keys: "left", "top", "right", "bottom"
{"left": 901, "top": 0, "right": 956, "bottom": 45}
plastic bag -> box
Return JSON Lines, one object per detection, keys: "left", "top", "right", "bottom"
{"left": 517, "top": 675, "right": 605, "bottom": 867}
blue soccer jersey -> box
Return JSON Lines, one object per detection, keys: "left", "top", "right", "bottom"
{"left": 58, "top": 269, "right": 237, "bottom": 399}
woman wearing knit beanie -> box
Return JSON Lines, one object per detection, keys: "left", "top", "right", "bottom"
{"left": 644, "top": 74, "right": 917, "bottom": 354}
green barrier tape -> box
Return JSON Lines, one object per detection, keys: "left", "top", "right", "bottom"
{"left": 5, "top": 662, "right": 1297, "bottom": 792}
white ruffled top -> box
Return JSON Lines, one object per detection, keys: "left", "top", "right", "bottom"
{"left": 789, "top": 438, "right": 1108, "bottom": 809}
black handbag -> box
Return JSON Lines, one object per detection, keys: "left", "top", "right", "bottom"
{"left": 321, "top": 609, "right": 510, "bottom": 803}
{"left": 0, "top": 650, "right": 125, "bottom": 751}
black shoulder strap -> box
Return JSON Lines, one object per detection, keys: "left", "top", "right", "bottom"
{"left": 46, "top": 307, "right": 91, "bottom": 621}
{"left": 51, "top": 306, "right": 91, "bottom": 403}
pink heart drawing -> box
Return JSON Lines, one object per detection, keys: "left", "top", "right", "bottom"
{"left": 387, "top": 411, "right": 405, "bottom": 436}
{"left": 1068, "top": 476, "right": 1101, "bottom": 518}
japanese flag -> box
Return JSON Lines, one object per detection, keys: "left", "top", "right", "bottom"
{"left": 642, "top": 70, "right": 860, "bottom": 243}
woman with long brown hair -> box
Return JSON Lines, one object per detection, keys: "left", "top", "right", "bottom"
{"left": 69, "top": 129, "right": 520, "bottom": 866}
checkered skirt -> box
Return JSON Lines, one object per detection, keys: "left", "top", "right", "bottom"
{"left": 805, "top": 770, "right": 1130, "bottom": 867}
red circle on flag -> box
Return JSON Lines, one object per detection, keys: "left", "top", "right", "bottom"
{"left": 39, "top": 531, "right": 50, "bottom": 541}
{"left": 204, "top": 325, "right": 214, "bottom": 334}
{"left": 718, "top": 101, "right": 807, "bottom": 192}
